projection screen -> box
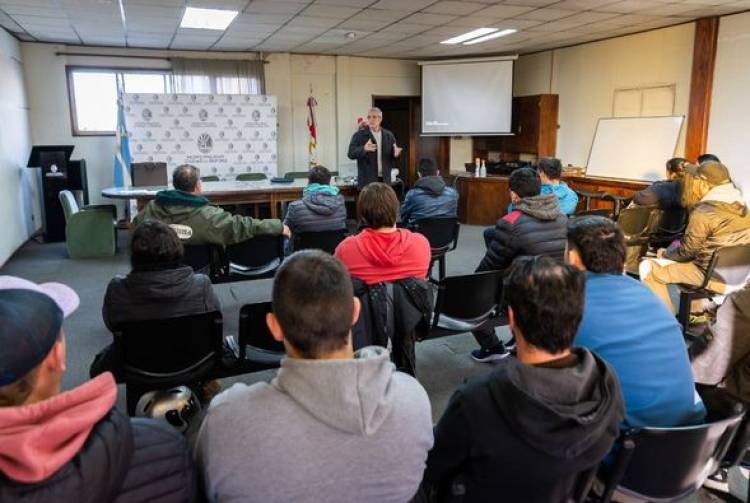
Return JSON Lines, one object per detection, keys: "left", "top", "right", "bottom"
{"left": 420, "top": 58, "right": 515, "bottom": 136}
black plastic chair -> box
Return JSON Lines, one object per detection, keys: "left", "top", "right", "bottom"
{"left": 220, "top": 235, "right": 285, "bottom": 281}
{"left": 649, "top": 207, "right": 688, "bottom": 250}
{"left": 576, "top": 190, "right": 605, "bottom": 211}
{"left": 677, "top": 244, "right": 750, "bottom": 333}
{"left": 409, "top": 217, "right": 460, "bottom": 282}
{"left": 601, "top": 192, "right": 632, "bottom": 219}
{"left": 292, "top": 229, "right": 348, "bottom": 254}
{"left": 233, "top": 301, "right": 285, "bottom": 370}
{"left": 183, "top": 244, "right": 224, "bottom": 277}
{"left": 618, "top": 206, "right": 658, "bottom": 276}
{"left": 429, "top": 270, "right": 505, "bottom": 335}
{"left": 594, "top": 387, "right": 746, "bottom": 503}
{"left": 574, "top": 208, "right": 613, "bottom": 219}
{"left": 114, "top": 311, "right": 224, "bottom": 414}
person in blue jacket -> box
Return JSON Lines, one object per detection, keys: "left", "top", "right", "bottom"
{"left": 400, "top": 158, "right": 458, "bottom": 225}
{"left": 508, "top": 158, "right": 578, "bottom": 216}
{"left": 567, "top": 215, "right": 706, "bottom": 428}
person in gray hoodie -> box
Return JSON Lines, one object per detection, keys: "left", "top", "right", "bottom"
{"left": 422, "top": 256, "right": 624, "bottom": 503}
{"left": 283, "top": 165, "right": 347, "bottom": 234}
{"left": 196, "top": 250, "right": 434, "bottom": 503}
{"left": 400, "top": 158, "right": 458, "bottom": 225}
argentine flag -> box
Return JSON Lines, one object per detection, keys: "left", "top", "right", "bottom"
{"left": 113, "top": 95, "right": 132, "bottom": 188}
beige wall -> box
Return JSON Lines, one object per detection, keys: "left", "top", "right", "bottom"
{"left": 0, "top": 30, "right": 36, "bottom": 265}
{"left": 514, "top": 23, "right": 695, "bottom": 168}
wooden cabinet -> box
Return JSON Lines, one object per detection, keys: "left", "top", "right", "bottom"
{"left": 473, "top": 94, "right": 559, "bottom": 160}
{"left": 456, "top": 175, "right": 510, "bottom": 226}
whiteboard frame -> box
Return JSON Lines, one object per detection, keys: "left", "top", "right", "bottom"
{"left": 585, "top": 115, "right": 685, "bottom": 182}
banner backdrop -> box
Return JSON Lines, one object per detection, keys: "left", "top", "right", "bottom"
{"left": 122, "top": 93, "right": 278, "bottom": 180}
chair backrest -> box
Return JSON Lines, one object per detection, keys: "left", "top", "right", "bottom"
{"left": 182, "top": 244, "right": 216, "bottom": 276}
{"left": 708, "top": 244, "right": 750, "bottom": 290}
{"left": 410, "top": 217, "right": 460, "bottom": 251}
{"left": 573, "top": 208, "right": 613, "bottom": 219}
{"left": 227, "top": 235, "right": 284, "bottom": 268}
{"left": 131, "top": 162, "right": 167, "bottom": 187}
{"left": 200, "top": 175, "right": 220, "bottom": 182}
{"left": 236, "top": 172, "right": 267, "bottom": 182}
{"left": 617, "top": 206, "right": 654, "bottom": 238}
{"left": 58, "top": 190, "right": 79, "bottom": 222}
{"left": 292, "top": 229, "right": 348, "bottom": 254}
{"left": 434, "top": 270, "right": 504, "bottom": 325}
{"left": 601, "top": 388, "right": 745, "bottom": 502}
{"left": 115, "top": 311, "right": 223, "bottom": 377}
{"left": 238, "top": 301, "right": 285, "bottom": 354}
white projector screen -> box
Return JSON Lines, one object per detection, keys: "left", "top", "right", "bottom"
{"left": 586, "top": 116, "right": 684, "bottom": 182}
{"left": 421, "top": 59, "right": 514, "bottom": 136}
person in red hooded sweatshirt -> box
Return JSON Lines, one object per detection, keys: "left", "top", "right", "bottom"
{"left": 336, "top": 182, "right": 431, "bottom": 284}
{"left": 0, "top": 276, "right": 196, "bottom": 502}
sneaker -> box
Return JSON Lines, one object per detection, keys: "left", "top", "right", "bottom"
{"left": 471, "top": 346, "right": 510, "bottom": 363}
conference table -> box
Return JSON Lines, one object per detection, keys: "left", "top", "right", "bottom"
{"left": 102, "top": 179, "right": 359, "bottom": 219}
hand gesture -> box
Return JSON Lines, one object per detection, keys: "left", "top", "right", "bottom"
{"left": 364, "top": 138, "right": 377, "bottom": 152}
{"left": 393, "top": 143, "right": 403, "bottom": 158}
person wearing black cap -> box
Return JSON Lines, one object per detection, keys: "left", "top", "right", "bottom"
{"left": 0, "top": 276, "right": 197, "bottom": 502}
{"left": 640, "top": 161, "right": 750, "bottom": 314}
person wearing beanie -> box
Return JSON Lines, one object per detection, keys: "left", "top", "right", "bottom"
{"left": 640, "top": 161, "right": 750, "bottom": 314}
{"left": 0, "top": 276, "right": 196, "bottom": 502}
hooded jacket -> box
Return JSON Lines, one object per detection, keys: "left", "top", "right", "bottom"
{"left": 102, "top": 266, "right": 220, "bottom": 332}
{"left": 507, "top": 182, "right": 579, "bottom": 216}
{"left": 400, "top": 176, "right": 459, "bottom": 224}
{"left": 0, "top": 373, "right": 196, "bottom": 503}
{"left": 665, "top": 183, "right": 750, "bottom": 270}
{"left": 335, "top": 228, "right": 431, "bottom": 285}
{"left": 134, "top": 189, "right": 282, "bottom": 246}
{"left": 423, "top": 349, "right": 624, "bottom": 503}
{"left": 479, "top": 193, "right": 567, "bottom": 272}
{"left": 283, "top": 189, "right": 347, "bottom": 234}
{"left": 196, "top": 346, "right": 434, "bottom": 503}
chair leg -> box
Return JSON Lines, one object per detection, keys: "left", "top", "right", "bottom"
{"left": 677, "top": 291, "right": 692, "bottom": 334}
{"left": 439, "top": 256, "right": 446, "bottom": 282}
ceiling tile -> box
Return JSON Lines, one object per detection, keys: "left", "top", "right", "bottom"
{"left": 313, "top": 0, "right": 375, "bottom": 6}
{"left": 380, "top": 21, "right": 431, "bottom": 33}
{"left": 369, "top": 0, "right": 435, "bottom": 12}
{"left": 473, "top": 4, "right": 536, "bottom": 18}
{"left": 234, "top": 13, "right": 295, "bottom": 25}
{"left": 245, "top": 1, "right": 308, "bottom": 15}
{"left": 595, "top": 0, "right": 670, "bottom": 14}
{"left": 301, "top": 4, "right": 363, "bottom": 18}
{"left": 422, "top": 1, "right": 487, "bottom": 15}
{"left": 287, "top": 15, "right": 342, "bottom": 28}
{"left": 517, "top": 7, "right": 578, "bottom": 21}
{"left": 401, "top": 12, "right": 458, "bottom": 25}
{"left": 558, "top": 11, "right": 622, "bottom": 24}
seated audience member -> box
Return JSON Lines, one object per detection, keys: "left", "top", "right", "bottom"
{"left": 508, "top": 158, "right": 578, "bottom": 216}
{"left": 640, "top": 161, "right": 750, "bottom": 314}
{"left": 569, "top": 216, "right": 706, "bottom": 427}
{"left": 473, "top": 167, "right": 567, "bottom": 362}
{"left": 283, "top": 165, "right": 346, "bottom": 234}
{"left": 400, "top": 158, "right": 458, "bottom": 224}
{"left": 632, "top": 157, "right": 687, "bottom": 209}
{"left": 90, "top": 220, "right": 220, "bottom": 379}
{"left": 336, "top": 182, "right": 431, "bottom": 284}
{"left": 134, "top": 164, "right": 290, "bottom": 246}
{"left": 0, "top": 276, "right": 195, "bottom": 502}
{"left": 196, "top": 251, "right": 433, "bottom": 502}
{"left": 692, "top": 280, "right": 750, "bottom": 403}
{"left": 423, "top": 256, "right": 623, "bottom": 503}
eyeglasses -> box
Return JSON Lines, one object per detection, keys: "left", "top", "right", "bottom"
{"left": 367, "top": 115, "right": 380, "bottom": 119}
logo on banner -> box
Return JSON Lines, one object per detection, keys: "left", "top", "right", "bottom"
{"left": 218, "top": 107, "right": 224, "bottom": 114}
{"left": 173, "top": 119, "right": 180, "bottom": 127}
{"left": 145, "top": 131, "right": 153, "bottom": 139}
{"left": 136, "top": 144, "right": 143, "bottom": 152}
{"left": 141, "top": 109, "right": 153, "bottom": 121}
{"left": 218, "top": 131, "right": 225, "bottom": 139}
{"left": 165, "top": 131, "right": 172, "bottom": 138}
{"left": 133, "top": 95, "right": 141, "bottom": 101}
{"left": 183, "top": 131, "right": 191, "bottom": 138}
{"left": 155, "top": 144, "right": 162, "bottom": 152}
{"left": 236, "top": 131, "right": 243, "bottom": 138}
{"left": 245, "top": 143, "right": 252, "bottom": 151}
{"left": 163, "top": 106, "right": 170, "bottom": 114}
{"left": 181, "top": 106, "right": 189, "bottom": 114}
{"left": 270, "top": 107, "right": 277, "bottom": 115}
{"left": 262, "top": 96, "right": 268, "bottom": 103}
{"left": 190, "top": 95, "right": 197, "bottom": 102}
{"left": 199, "top": 109, "right": 208, "bottom": 121}
{"left": 175, "top": 144, "right": 182, "bottom": 151}
{"left": 226, "top": 95, "right": 233, "bottom": 103}
{"left": 228, "top": 143, "right": 234, "bottom": 151}
{"left": 197, "top": 133, "right": 213, "bottom": 153}
{"left": 251, "top": 110, "right": 261, "bottom": 121}
{"left": 253, "top": 131, "right": 260, "bottom": 138}
{"left": 208, "top": 95, "right": 215, "bottom": 102}
{"left": 171, "top": 95, "right": 179, "bottom": 102}
{"left": 236, "top": 107, "right": 242, "bottom": 114}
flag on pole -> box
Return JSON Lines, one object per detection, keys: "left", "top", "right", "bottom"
{"left": 113, "top": 94, "right": 132, "bottom": 188}
{"left": 306, "top": 93, "right": 318, "bottom": 167}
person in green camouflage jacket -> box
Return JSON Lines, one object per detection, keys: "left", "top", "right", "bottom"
{"left": 134, "top": 164, "right": 290, "bottom": 246}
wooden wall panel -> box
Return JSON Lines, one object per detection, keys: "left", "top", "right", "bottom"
{"left": 685, "top": 17, "right": 719, "bottom": 162}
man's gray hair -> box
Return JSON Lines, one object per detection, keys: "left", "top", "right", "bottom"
{"left": 368, "top": 107, "right": 383, "bottom": 118}
{"left": 173, "top": 164, "right": 200, "bottom": 192}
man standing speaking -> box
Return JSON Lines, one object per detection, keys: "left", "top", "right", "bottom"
{"left": 348, "top": 107, "right": 402, "bottom": 189}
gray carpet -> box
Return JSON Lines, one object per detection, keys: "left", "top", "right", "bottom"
{"left": 0, "top": 225, "right": 511, "bottom": 420}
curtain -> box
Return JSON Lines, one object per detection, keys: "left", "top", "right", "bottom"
{"left": 170, "top": 58, "right": 265, "bottom": 95}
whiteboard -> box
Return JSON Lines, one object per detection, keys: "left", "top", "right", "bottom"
{"left": 586, "top": 116, "right": 684, "bottom": 181}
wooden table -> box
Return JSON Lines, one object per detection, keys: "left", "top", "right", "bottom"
{"left": 562, "top": 174, "right": 650, "bottom": 212}
{"left": 455, "top": 174, "right": 510, "bottom": 226}
{"left": 102, "top": 180, "right": 359, "bottom": 219}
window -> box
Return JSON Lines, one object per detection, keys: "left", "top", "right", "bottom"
{"left": 67, "top": 67, "right": 173, "bottom": 136}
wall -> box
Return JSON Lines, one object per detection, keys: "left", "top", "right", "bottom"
{"left": 513, "top": 23, "right": 695, "bottom": 169}
{"left": 707, "top": 11, "right": 750, "bottom": 202}
{"left": 20, "top": 43, "right": 420, "bottom": 206}
{"left": 0, "top": 30, "right": 36, "bottom": 265}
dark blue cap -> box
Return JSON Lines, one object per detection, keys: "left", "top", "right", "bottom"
{"left": 0, "top": 289, "right": 63, "bottom": 386}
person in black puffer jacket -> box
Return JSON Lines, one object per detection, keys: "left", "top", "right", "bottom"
{"left": 0, "top": 278, "right": 196, "bottom": 503}
{"left": 472, "top": 167, "right": 567, "bottom": 362}
{"left": 284, "top": 165, "right": 347, "bottom": 234}
{"left": 400, "top": 158, "right": 458, "bottom": 225}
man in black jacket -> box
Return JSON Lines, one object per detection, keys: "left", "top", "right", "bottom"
{"left": 632, "top": 157, "right": 687, "bottom": 210}
{"left": 472, "top": 167, "right": 568, "bottom": 362}
{"left": 0, "top": 276, "right": 196, "bottom": 502}
{"left": 284, "top": 165, "right": 347, "bottom": 234}
{"left": 400, "top": 158, "right": 458, "bottom": 225}
{"left": 347, "top": 107, "right": 402, "bottom": 188}
{"left": 422, "top": 256, "right": 624, "bottom": 503}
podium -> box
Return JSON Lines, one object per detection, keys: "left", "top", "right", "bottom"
{"left": 27, "top": 146, "right": 88, "bottom": 242}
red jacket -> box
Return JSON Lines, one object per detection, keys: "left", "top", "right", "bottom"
{"left": 335, "top": 228, "right": 431, "bottom": 285}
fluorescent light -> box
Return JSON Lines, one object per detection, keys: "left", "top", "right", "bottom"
{"left": 441, "top": 28, "right": 498, "bottom": 45}
{"left": 180, "top": 7, "right": 238, "bottom": 30}
{"left": 463, "top": 29, "right": 517, "bottom": 45}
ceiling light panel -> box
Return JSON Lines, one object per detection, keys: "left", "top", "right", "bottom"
{"left": 180, "top": 6, "right": 238, "bottom": 30}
